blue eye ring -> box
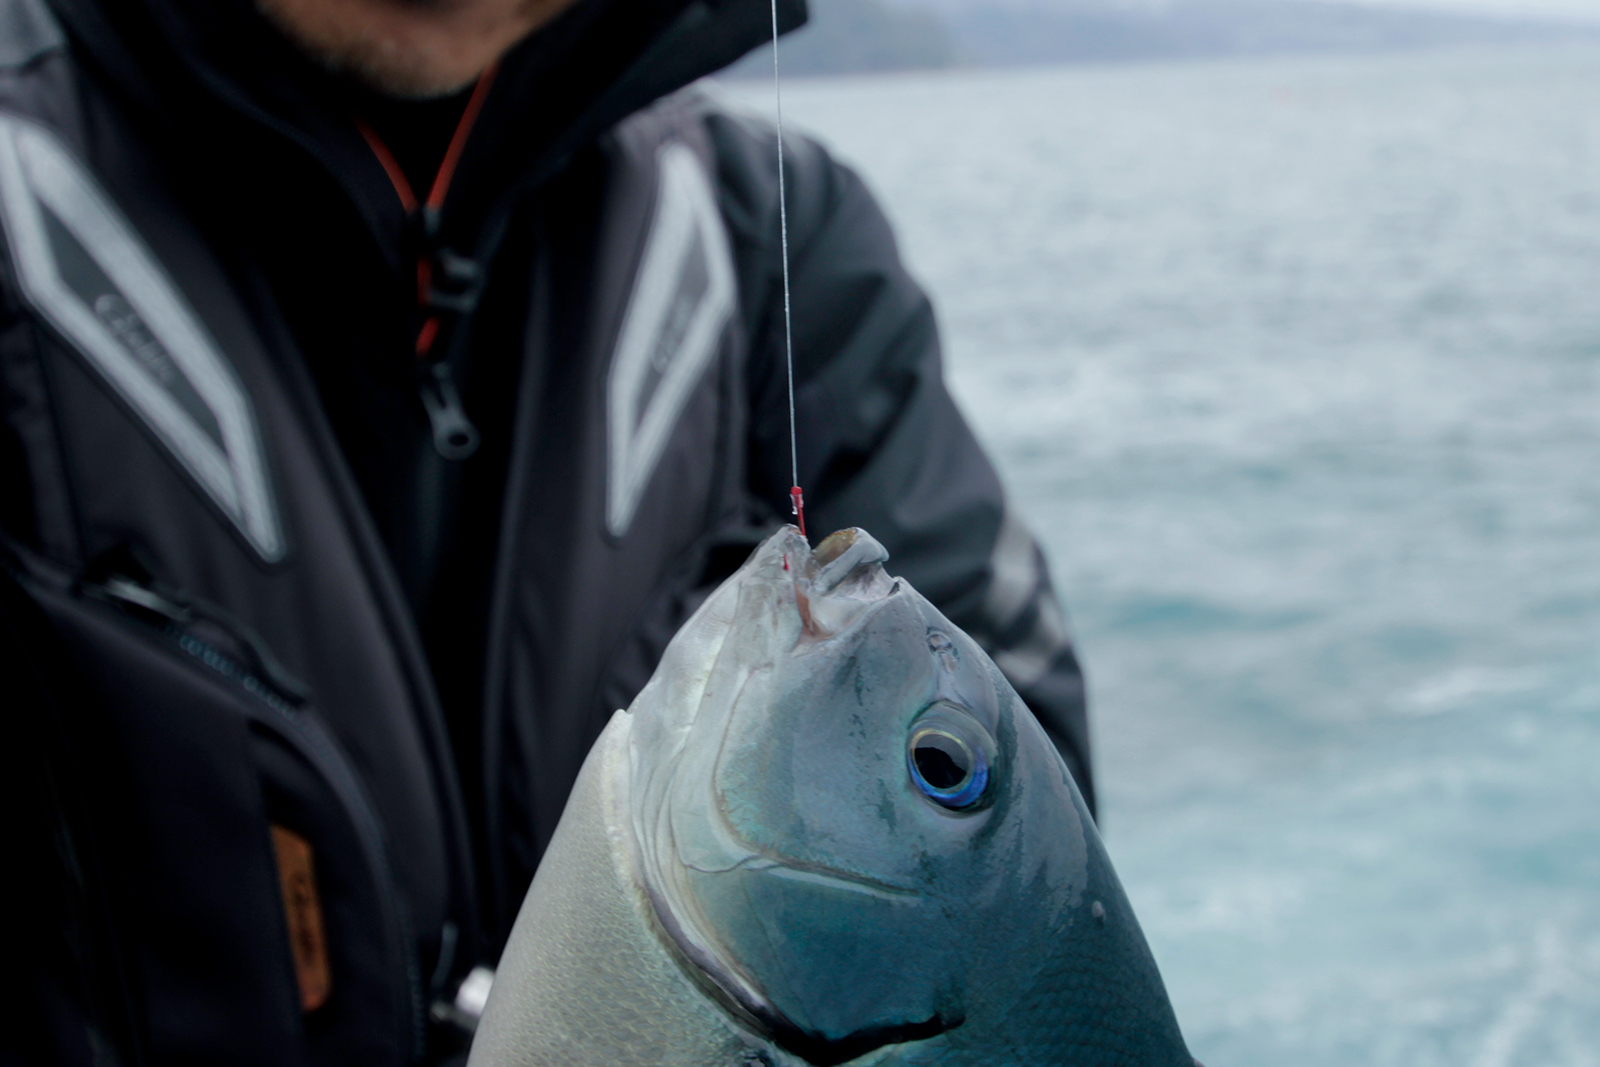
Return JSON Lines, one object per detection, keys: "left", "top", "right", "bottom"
{"left": 907, "top": 705, "right": 993, "bottom": 811}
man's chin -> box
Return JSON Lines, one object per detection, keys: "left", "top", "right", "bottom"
{"left": 252, "top": 0, "right": 551, "bottom": 99}
{"left": 325, "top": 45, "right": 484, "bottom": 100}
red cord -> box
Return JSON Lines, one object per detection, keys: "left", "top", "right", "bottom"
{"left": 425, "top": 66, "right": 498, "bottom": 211}
{"left": 353, "top": 65, "right": 499, "bottom": 359}
{"left": 415, "top": 317, "right": 441, "bottom": 358}
{"left": 354, "top": 118, "right": 419, "bottom": 213}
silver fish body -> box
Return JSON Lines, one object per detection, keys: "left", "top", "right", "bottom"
{"left": 469, "top": 527, "right": 1192, "bottom": 1067}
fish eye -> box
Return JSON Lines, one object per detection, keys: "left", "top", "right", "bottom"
{"left": 906, "top": 705, "right": 994, "bottom": 811}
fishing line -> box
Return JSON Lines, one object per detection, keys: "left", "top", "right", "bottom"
{"left": 769, "top": 0, "right": 806, "bottom": 540}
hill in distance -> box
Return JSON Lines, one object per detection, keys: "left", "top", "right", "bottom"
{"left": 719, "top": 0, "right": 1600, "bottom": 77}
{"left": 722, "top": 0, "right": 958, "bottom": 77}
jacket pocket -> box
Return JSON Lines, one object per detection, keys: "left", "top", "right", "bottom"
{"left": 15, "top": 556, "right": 422, "bottom": 1067}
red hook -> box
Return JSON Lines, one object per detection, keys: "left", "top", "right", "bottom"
{"left": 790, "top": 486, "right": 807, "bottom": 539}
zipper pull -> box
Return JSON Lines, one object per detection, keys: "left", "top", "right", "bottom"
{"left": 79, "top": 551, "right": 309, "bottom": 707}
{"left": 419, "top": 360, "right": 480, "bottom": 461}
{"left": 92, "top": 573, "right": 192, "bottom": 627}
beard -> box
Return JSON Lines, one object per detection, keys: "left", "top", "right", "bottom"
{"left": 254, "top": 0, "right": 557, "bottom": 98}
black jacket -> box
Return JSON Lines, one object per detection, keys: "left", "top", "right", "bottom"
{"left": 0, "top": 0, "right": 1092, "bottom": 1061}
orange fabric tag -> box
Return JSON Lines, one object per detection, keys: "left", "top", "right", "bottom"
{"left": 270, "top": 825, "right": 331, "bottom": 1012}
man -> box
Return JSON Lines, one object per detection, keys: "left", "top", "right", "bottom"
{"left": 0, "top": 0, "right": 1090, "bottom": 1062}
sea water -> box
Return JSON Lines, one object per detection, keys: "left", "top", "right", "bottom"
{"left": 724, "top": 44, "right": 1600, "bottom": 1066}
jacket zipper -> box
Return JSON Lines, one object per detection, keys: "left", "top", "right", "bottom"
{"left": 232, "top": 253, "right": 485, "bottom": 1015}
{"left": 418, "top": 359, "right": 480, "bottom": 461}
{"left": 80, "top": 573, "right": 428, "bottom": 1059}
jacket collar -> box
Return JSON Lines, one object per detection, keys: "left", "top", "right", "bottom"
{"left": 44, "top": 0, "right": 805, "bottom": 270}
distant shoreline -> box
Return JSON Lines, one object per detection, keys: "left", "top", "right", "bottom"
{"left": 718, "top": 0, "right": 1600, "bottom": 79}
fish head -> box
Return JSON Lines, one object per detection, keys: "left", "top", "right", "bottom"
{"left": 627, "top": 526, "right": 1091, "bottom": 1063}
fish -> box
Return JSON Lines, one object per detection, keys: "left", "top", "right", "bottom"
{"left": 468, "top": 526, "right": 1194, "bottom": 1067}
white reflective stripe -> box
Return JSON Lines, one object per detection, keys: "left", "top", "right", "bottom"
{"left": 606, "top": 142, "right": 735, "bottom": 538}
{"left": 0, "top": 0, "right": 65, "bottom": 69}
{"left": 0, "top": 116, "right": 283, "bottom": 562}
{"left": 993, "top": 588, "right": 1071, "bottom": 690}
{"left": 983, "top": 503, "right": 1041, "bottom": 631}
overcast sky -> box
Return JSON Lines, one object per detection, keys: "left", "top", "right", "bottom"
{"left": 1070, "top": 0, "right": 1600, "bottom": 25}
{"left": 928, "top": 0, "right": 1600, "bottom": 25}
{"left": 1323, "top": 0, "right": 1599, "bottom": 21}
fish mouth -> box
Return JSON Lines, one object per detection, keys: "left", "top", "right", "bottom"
{"left": 760, "top": 1011, "right": 960, "bottom": 1067}
{"left": 791, "top": 527, "right": 900, "bottom": 641}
